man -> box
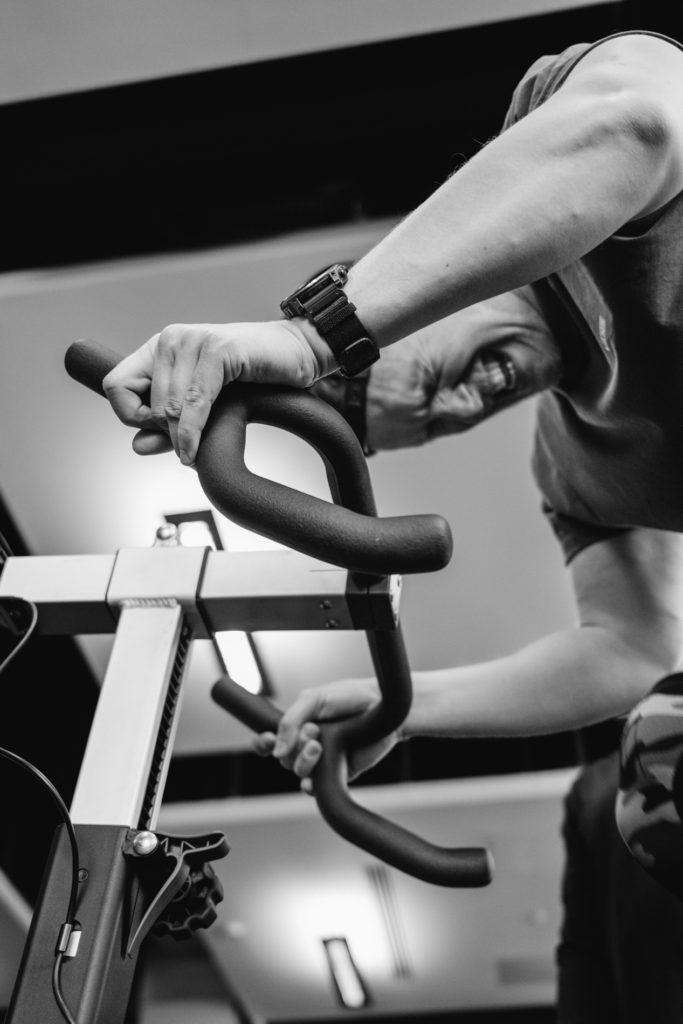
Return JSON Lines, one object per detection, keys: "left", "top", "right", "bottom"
{"left": 103, "top": 32, "right": 683, "bottom": 776}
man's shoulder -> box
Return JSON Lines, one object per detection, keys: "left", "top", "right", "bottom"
{"left": 504, "top": 33, "right": 683, "bottom": 130}
{"left": 502, "top": 43, "right": 591, "bottom": 129}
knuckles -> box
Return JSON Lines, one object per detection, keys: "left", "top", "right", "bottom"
{"left": 162, "top": 398, "right": 183, "bottom": 419}
{"left": 183, "top": 382, "right": 208, "bottom": 407}
{"left": 156, "top": 324, "right": 187, "bottom": 354}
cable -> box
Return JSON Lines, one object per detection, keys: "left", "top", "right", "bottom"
{"left": 0, "top": 747, "right": 80, "bottom": 925}
{"left": 52, "top": 954, "right": 78, "bottom": 1024}
{"left": 0, "top": 596, "right": 81, "bottom": 1023}
{"left": 0, "top": 597, "right": 37, "bottom": 675}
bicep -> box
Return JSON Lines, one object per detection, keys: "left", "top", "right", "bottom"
{"left": 570, "top": 528, "right": 683, "bottom": 677}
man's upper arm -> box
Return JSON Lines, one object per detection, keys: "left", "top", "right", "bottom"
{"left": 571, "top": 528, "right": 683, "bottom": 680}
{"left": 558, "top": 34, "right": 683, "bottom": 214}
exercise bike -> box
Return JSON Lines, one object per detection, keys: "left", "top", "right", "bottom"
{"left": 0, "top": 340, "right": 493, "bottom": 1023}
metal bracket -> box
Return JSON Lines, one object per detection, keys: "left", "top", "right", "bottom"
{"left": 122, "top": 828, "right": 229, "bottom": 958}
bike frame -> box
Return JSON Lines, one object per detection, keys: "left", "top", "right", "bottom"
{"left": 0, "top": 341, "right": 492, "bottom": 1023}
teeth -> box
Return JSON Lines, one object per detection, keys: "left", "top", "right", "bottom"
{"left": 481, "top": 358, "right": 507, "bottom": 394}
{"left": 467, "top": 352, "right": 516, "bottom": 398}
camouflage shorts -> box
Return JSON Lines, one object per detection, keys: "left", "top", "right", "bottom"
{"left": 617, "top": 673, "right": 683, "bottom": 900}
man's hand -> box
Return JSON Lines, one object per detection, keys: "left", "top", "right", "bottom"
{"left": 103, "top": 289, "right": 561, "bottom": 465}
{"left": 102, "top": 318, "right": 335, "bottom": 466}
{"left": 252, "top": 677, "right": 400, "bottom": 791}
{"left": 313, "top": 288, "right": 563, "bottom": 451}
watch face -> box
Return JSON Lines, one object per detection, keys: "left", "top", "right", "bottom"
{"left": 303, "top": 263, "right": 346, "bottom": 296}
{"left": 281, "top": 264, "right": 349, "bottom": 319}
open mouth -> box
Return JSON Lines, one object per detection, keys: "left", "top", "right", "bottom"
{"left": 465, "top": 349, "right": 517, "bottom": 401}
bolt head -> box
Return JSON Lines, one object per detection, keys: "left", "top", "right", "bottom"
{"left": 133, "top": 831, "right": 159, "bottom": 856}
{"left": 155, "top": 523, "right": 179, "bottom": 544}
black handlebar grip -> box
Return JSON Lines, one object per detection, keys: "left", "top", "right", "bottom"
{"left": 67, "top": 338, "right": 491, "bottom": 888}
{"left": 64, "top": 339, "right": 118, "bottom": 397}
{"left": 198, "top": 383, "right": 452, "bottom": 575}
{"left": 64, "top": 339, "right": 453, "bottom": 575}
{"left": 211, "top": 674, "right": 493, "bottom": 888}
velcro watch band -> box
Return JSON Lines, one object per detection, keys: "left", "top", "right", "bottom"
{"left": 343, "top": 372, "right": 375, "bottom": 456}
{"left": 280, "top": 264, "right": 379, "bottom": 379}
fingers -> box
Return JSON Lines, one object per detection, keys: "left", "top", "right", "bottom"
{"left": 252, "top": 679, "right": 381, "bottom": 792}
{"left": 103, "top": 337, "right": 159, "bottom": 429}
{"left": 253, "top": 731, "right": 277, "bottom": 756}
{"left": 150, "top": 336, "right": 179, "bottom": 450}
{"left": 253, "top": 678, "right": 379, "bottom": 784}
{"left": 272, "top": 689, "right": 328, "bottom": 760}
{"left": 273, "top": 678, "right": 378, "bottom": 763}
{"left": 103, "top": 325, "right": 218, "bottom": 463}
{"left": 274, "top": 720, "right": 321, "bottom": 769}
{"left": 252, "top": 723, "right": 324, "bottom": 781}
{"left": 132, "top": 429, "right": 175, "bottom": 456}
{"left": 105, "top": 324, "right": 239, "bottom": 465}
{"left": 176, "top": 345, "right": 231, "bottom": 466}
{"left": 104, "top": 320, "right": 323, "bottom": 463}
{"left": 292, "top": 738, "right": 323, "bottom": 778}
{"left": 252, "top": 722, "right": 320, "bottom": 764}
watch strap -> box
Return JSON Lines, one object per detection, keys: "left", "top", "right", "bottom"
{"left": 311, "top": 295, "right": 377, "bottom": 379}
{"left": 281, "top": 265, "right": 379, "bottom": 378}
{"left": 342, "top": 372, "right": 375, "bottom": 457}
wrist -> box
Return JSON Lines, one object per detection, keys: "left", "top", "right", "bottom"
{"left": 287, "top": 315, "right": 341, "bottom": 380}
{"left": 280, "top": 263, "right": 379, "bottom": 379}
{"left": 345, "top": 258, "right": 424, "bottom": 348}
{"left": 398, "top": 671, "right": 442, "bottom": 741}
{"left": 395, "top": 683, "right": 419, "bottom": 743}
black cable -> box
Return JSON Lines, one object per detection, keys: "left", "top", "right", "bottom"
{"left": 0, "top": 597, "right": 80, "bottom": 1023}
{"left": 0, "top": 747, "right": 80, "bottom": 925}
{"left": 52, "top": 954, "right": 78, "bottom": 1024}
{"left": 0, "top": 598, "right": 37, "bottom": 675}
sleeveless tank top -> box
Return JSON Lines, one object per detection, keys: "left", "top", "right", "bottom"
{"left": 503, "top": 32, "right": 683, "bottom": 558}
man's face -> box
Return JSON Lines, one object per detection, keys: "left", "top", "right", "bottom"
{"left": 362, "top": 288, "right": 565, "bottom": 450}
{"left": 311, "top": 287, "right": 565, "bottom": 452}
{"left": 424, "top": 288, "right": 566, "bottom": 440}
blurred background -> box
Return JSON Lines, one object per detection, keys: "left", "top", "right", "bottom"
{"left": 0, "top": 2, "right": 677, "bottom": 1021}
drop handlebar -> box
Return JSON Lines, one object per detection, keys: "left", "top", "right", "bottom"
{"left": 65, "top": 339, "right": 493, "bottom": 888}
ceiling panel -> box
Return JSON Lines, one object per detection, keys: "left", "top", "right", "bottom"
{"left": 0, "top": 0, "right": 618, "bottom": 104}
{"left": 159, "top": 769, "right": 576, "bottom": 1020}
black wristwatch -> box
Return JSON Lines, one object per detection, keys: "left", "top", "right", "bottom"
{"left": 280, "top": 263, "right": 379, "bottom": 378}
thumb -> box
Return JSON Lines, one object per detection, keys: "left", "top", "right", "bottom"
{"left": 132, "top": 428, "right": 175, "bottom": 456}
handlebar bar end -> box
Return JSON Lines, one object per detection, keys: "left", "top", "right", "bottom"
{"left": 65, "top": 339, "right": 120, "bottom": 397}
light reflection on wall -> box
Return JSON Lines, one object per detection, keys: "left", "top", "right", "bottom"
{"left": 243, "top": 870, "right": 392, "bottom": 987}
{"left": 150, "top": 422, "right": 332, "bottom": 555}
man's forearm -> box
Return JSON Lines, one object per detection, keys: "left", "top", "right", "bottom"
{"left": 402, "top": 625, "right": 670, "bottom": 739}
{"left": 346, "top": 70, "right": 673, "bottom": 348}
